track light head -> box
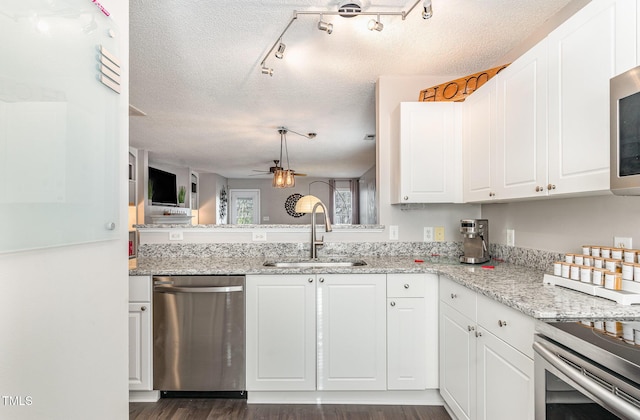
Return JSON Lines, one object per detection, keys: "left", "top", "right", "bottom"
{"left": 422, "top": 0, "right": 433, "bottom": 19}
{"left": 318, "top": 19, "right": 333, "bottom": 34}
{"left": 275, "top": 42, "right": 286, "bottom": 59}
{"left": 368, "top": 16, "right": 383, "bottom": 31}
{"left": 261, "top": 66, "right": 273, "bottom": 76}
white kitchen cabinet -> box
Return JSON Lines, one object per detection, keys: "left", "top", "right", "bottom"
{"left": 439, "top": 276, "right": 534, "bottom": 420}
{"left": 547, "top": 0, "right": 637, "bottom": 196}
{"left": 476, "top": 327, "right": 534, "bottom": 420}
{"left": 494, "top": 38, "right": 548, "bottom": 201}
{"left": 129, "top": 276, "right": 152, "bottom": 392}
{"left": 245, "top": 275, "right": 317, "bottom": 391}
{"left": 462, "top": 78, "right": 497, "bottom": 202}
{"left": 386, "top": 273, "right": 438, "bottom": 390}
{"left": 392, "top": 102, "right": 462, "bottom": 204}
{"left": 318, "top": 274, "right": 387, "bottom": 391}
{"left": 246, "top": 273, "right": 386, "bottom": 392}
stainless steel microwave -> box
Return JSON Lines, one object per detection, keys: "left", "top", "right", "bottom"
{"left": 610, "top": 65, "right": 640, "bottom": 195}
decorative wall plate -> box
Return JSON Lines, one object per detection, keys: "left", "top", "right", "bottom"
{"left": 285, "top": 193, "right": 304, "bottom": 218}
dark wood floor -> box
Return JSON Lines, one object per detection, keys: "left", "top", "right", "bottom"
{"left": 130, "top": 398, "right": 452, "bottom": 420}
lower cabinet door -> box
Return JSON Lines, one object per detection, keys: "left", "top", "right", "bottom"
{"left": 387, "top": 297, "right": 427, "bottom": 390}
{"left": 440, "top": 303, "right": 476, "bottom": 420}
{"left": 245, "top": 275, "right": 316, "bottom": 391}
{"left": 317, "top": 274, "right": 387, "bottom": 391}
{"left": 129, "top": 302, "right": 152, "bottom": 391}
{"left": 476, "top": 327, "right": 534, "bottom": 420}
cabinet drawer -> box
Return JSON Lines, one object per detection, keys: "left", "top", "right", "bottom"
{"left": 129, "top": 275, "right": 151, "bottom": 302}
{"left": 387, "top": 273, "right": 428, "bottom": 298}
{"left": 477, "top": 293, "right": 535, "bottom": 359}
{"left": 439, "top": 276, "right": 476, "bottom": 321}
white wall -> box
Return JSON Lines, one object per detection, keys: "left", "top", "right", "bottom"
{"left": 483, "top": 194, "right": 640, "bottom": 253}
{"left": 0, "top": 0, "right": 129, "bottom": 418}
{"left": 227, "top": 177, "right": 332, "bottom": 225}
{"left": 376, "top": 75, "right": 482, "bottom": 241}
{"left": 198, "top": 172, "right": 228, "bottom": 224}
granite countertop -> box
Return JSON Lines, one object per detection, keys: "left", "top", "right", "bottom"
{"left": 129, "top": 256, "right": 640, "bottom": 321}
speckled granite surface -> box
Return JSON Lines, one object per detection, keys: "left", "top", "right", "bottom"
{"left": 130, "top": 250, "right": 640, "bottom": 320}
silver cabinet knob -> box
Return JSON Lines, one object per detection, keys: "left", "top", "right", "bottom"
{"left": 105, "top": 222, "right": 116, "bottom": 230}
{"left": 140, "top": 306, "right": 147, "bottom": 311}
{"left": 390, "top": 301, "right": 396, "bottom": 307}
{"left": 535, "top": 186, "right": 542, "bottom": 192}
{"left": 547, "top": 184, "right": 556, "bottom": 190}
{"left": 308, "top": 278, "right": 314, "bottom": 283}
{"left": 450, "top": 293, "right": 457, "bottom": 299}
{"left": 489, "top": 192, "right": 495, "bottom": 197}
{"left": 319, "top": 278, "right": 324, "bottom": 283}
{"left": 467, "top": 325, "right": 475, "bottom": 332}
{"left": 475, "top": 331, "right": 483, "bottom": 337}
{"left": 404, "top": 284, "right": 410, "bottom": 289}
{"left": 498, "top": 320, "right": 507, "bottom": 327}
{"left": 403, "top": 196, "right": 409, "bottom": 201}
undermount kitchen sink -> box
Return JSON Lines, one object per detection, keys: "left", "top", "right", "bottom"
{"left": 263, "top": 259, "right": 367, "bottom": 268}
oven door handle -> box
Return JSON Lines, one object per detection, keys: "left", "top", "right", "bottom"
{"left": 533, "top": 341, "right": 640, "bottom": 419}
{"left": 154, "top": 285, "right": 244, "bottom": 293}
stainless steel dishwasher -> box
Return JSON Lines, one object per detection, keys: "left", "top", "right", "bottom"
{"left": 153, "top": 275, "right": 245, "bottom": 392}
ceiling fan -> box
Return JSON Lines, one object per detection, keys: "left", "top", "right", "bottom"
{"left": 250, "top": 159, "right": 307, "bottom": 177}
{"left": 249, "top": 127, "right": 315, "bottom": 186}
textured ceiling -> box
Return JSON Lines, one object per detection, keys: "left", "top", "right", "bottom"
{"left": 129, "top": 0, "right": 575, "bottom": 179}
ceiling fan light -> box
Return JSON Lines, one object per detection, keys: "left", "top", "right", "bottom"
{"left": 295, "top": 195, "right": 324, "bottom": 214}
{"left": 283, "top": 169, "right": 295, "bottom": 188}
{"left": 272, "top": 169, "right": 285, "bottom": 188}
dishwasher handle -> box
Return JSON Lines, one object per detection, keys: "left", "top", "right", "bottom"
{"left": 154, "top": 285, "right": 243, "bottom": 293}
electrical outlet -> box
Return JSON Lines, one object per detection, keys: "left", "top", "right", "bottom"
{"left": 506, "top": 229, "right": 515, "bottom": 247}
{"left": 389, "top": 225, "right": 399, "bottom": 240}
{"left": 434, "top": 227, "right": 445, "bottom": 242}
{"left": 424, "top": 227, "right": 434, "bottom": 242}
{"left": 252, "top": 231, "right": 267, "bottom": 241}
{"left": 614, "top": 236, "right": 632, "bottom": 249}
{"left": 169, "top": 231, "right": 183, "bottom": 241}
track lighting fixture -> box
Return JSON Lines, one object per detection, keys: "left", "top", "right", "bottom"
{"left": 422, "top": 0, "right": 433, "bottom": 19}
{"left": 317, "top": 16, "right": 333, "bottom": 34}
{"left": 259, "top": 0, "right": 433, "bottom": 76}
{"left": 368, "top": 15, "right": 383, "bottom": 31}
{"left": 275, "top": 42, "right": 286, "bottom": 59}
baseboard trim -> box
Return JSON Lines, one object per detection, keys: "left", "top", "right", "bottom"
{"left": 129, "top": 390, "right": 160, "bottom": 402}
{"left": 247, "top": 389, "right": 444, "bottom": 405}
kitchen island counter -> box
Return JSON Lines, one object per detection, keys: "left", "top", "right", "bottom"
{"left": 129, "top": 256, "right": 640, "bottom": 320}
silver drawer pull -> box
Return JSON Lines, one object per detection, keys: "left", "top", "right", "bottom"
{"left": 404, "top": 284, "right": 410, "bottom": 289}
{"left": 451, "top": 293, "right": 457, "bottom": 299}
{"left": 498, "top": 320, "right": 508, "bottom": 327}
{"left": 390, "top": 301, "right": 396, "bottom": 307}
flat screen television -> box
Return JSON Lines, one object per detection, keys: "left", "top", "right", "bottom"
{"left": 148, "top": 166, "right": 177, "bottom": 206}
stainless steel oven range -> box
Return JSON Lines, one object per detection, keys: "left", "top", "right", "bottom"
{"left": 534, "top": 320, "right": 640, "bottom": 419}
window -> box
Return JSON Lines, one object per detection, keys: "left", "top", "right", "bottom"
{"left": 229, "top": 189, "right": 260, "bottom": 224}
{"left": 330, "top": 179, "right": 359, "bottom": 225}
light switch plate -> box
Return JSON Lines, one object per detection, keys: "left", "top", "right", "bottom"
{"left": 434, "top": 227, "right": 445, "bottom": 242}
{"left": 389, "top": 225, "right": 399, "bottom": 240}
{"left": 506, "top": 229, "right": 515, "bottom": 247}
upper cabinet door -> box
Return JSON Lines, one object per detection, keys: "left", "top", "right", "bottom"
{"left": 495, "top": 39, "right": 549, "bottom": 200}
{"left": 547, "top": 0, "right": 637, "bottom": 196}
{"left": 462, "top": 79, "right": 497, "bottom": 202}
{"left": 392, "top": 102, "right": 462, "bottom": 204}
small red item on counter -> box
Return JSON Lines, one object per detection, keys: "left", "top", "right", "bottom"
{"left": 414, "top": 259, "right": 424, "bottom": 263}
{"left": 431, "top": 254, "right": 440, "bottom": 257}
{"left": 481, "top": 265, "right": 495, "bottom": 269}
